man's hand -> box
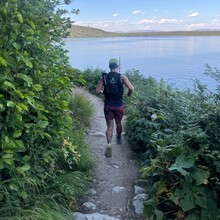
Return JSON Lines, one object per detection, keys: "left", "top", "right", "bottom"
{"left": 127, "top": 89, "right": 132, "bottom": 96}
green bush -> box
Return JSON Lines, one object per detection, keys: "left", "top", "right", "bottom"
{"left": 124, "top": 69, "right": 220, "bottom": 219}
{"left": 0, "top": 0, "right": 92, "bottom": 218}
{"left": 78, "top": 68, "right": 104, "bottom": 94}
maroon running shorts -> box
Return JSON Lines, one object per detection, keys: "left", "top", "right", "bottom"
{"left": 104, "top": 105, "right": 124, "bottom": 122}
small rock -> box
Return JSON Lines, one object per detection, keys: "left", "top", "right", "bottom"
{"left": 113, "top": 165, "right": 119, "bottom": 169}
{"left": 73, "top": 212, "right": 88, "bottom": 220}
{"left": 90, "top": 132, "right": 105, "bottom": 137}
{"left": 132, "top": 193, "right": 148, "bottom": 214}
{"left": 73, "top": 212, "right": 120, "bottom": 220}
{"left": 86, "top": 188, "right": 97, "bottom": 195}
{"left": 85, "top": 196, "right": 96, "bottom": 204}
{"left": 82, "top": 202, "right": 97, "bottom": 212}
{"left": 134, "top": 185, "right": 146, "bottom": 194}
{"left": 112, "top": 186, "right": 125, "bottom": 193}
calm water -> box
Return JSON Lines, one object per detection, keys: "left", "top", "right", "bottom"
{"left": 64, "top": 36, "right": 220, "bottom": 90}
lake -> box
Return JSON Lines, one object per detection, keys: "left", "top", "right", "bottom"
{"left": 64, "top": 36, "right": 220, "bottom": 91}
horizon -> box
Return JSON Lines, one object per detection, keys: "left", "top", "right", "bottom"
{"left": 61, "top": 0, "right": 220, "bottom": 32}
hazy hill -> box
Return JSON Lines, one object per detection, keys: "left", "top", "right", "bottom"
{"left": 68, "top": 25, "right": 117, "bottom": 37}
{"left": 69, "top": 24, "right": 220, "bottom": 38}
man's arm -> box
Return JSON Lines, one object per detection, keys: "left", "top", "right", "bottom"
{"left": 122, "top": 75, "right": 134, "bottom": 96}
{"left": 96, "top": 77, "right": 104, "bottom": 95}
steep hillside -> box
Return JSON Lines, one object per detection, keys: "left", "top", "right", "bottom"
{"left": 68, "top": 24, "right": 220, "bottom": 38}
{"left": 69, "top": 24, "right": 117, "bottom": 37}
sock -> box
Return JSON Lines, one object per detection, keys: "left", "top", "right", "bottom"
{"left": 107, "top": 138, "right": 111, "bottom": 144}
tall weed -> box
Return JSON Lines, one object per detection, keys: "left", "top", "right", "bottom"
{"left": 124, "top": 69, "right": 220, "bottom": 219}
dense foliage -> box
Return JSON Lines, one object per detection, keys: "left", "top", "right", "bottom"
{"left": 0, "top": 0, "right": 93, "bottom": 218}
{"left": 124, "top": 68, "right": 220, "bottom": 219}
{"left": 73, "top": 68, "right": 103, "bottom": 94}
{"left": 73, "top": 67, "right": 220, "bottom": 219}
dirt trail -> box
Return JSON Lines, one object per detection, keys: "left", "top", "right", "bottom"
{"left": 74, "top": 88, "right": 145, "bottom": 220}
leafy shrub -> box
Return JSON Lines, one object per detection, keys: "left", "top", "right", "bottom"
{"left": 0, "top": 0, "right": 92, "bottom": 218}
{"left": 78, "top": 68, "right": 104, "bottom": 94}
{"left": 124, "top": 70, "right": 220, "bottom": 219}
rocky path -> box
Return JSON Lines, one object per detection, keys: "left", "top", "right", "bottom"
{"left": 73, "top": 89, "right": 147, "bottom": 220}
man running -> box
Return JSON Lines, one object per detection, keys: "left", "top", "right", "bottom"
{"left": 96, "top": 58, "right": 134, "bottom": 157}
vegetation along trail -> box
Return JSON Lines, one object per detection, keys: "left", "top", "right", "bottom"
{"left": 73, "top": 88, "right": 146, "bottom": 220}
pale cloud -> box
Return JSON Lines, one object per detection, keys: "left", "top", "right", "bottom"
{"left": 187, "top": 23, "right": 206, "bottom": 30}
{"left": 75, "top": 19, "right": 129, "bottom": 31}
{"left": 113, "top": 13, "right": 118, "bottom": 17}
{"left": 187, "top": 18, "right": 220, "bottom": 30}
{"left": 135, "top": 18, "right": 183, "bottom": 25}
{"left": 187, "top": 11, "right": 199, "bottom": 17}
{"left": 158, "top": 18, "right": 183, "bottom": 24}
{"left": 135, "top": 19, "right": 156, "bottom": 24}
{"left": 154, "top": 9, "right": 158, "bottom": 12}
{"left": 212, "top": 19, "right": 219, "bottom": 23}
{"left": 132, "top": 10, "right": 142, "bottom": 15}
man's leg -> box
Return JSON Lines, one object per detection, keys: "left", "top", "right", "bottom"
{"left": 106, "top": 119, "right": 114, "bottom": 144}
{"left": 104, "top": 106, "right": 114, "bottom": 157}
{"left": 115, "top": 119, "right": 122, "bottom": 144}
{"left": 114, "top": 106, "right": 124, "bottom": 144}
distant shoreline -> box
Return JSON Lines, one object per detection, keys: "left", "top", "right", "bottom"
{"left": 69, "top": 25, "right": 220, "bottom": 38}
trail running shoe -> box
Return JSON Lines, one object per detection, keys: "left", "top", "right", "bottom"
{"left": 105, "top": 143, "right": 112, "bottom": 158}
{"left": 117, "top": 136, "right": 122, "bottom": 145}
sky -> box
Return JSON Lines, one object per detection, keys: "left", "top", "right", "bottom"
{"left": 62, "top": 0, "right": 220, "bottom": 32}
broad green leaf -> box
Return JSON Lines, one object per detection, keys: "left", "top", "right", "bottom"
{"left": 4, "top": 136, "right": 10, "bottom": 144}
{"left": 7, "top": 101, "right": 15, "bottom": 108}
{"left": 191, "top": 167, "right": 210, "bottom": 185}
{"left": 16, "top": 164, "right": 30, "bottom": 176}
{"left": 15, "top": 104, "right": 22, "bottom": 112}
{"left": 4, "top": 81, "right": 15, "bottom": 90}
{"left": 168, "top": 154, "right": 196, "bottom": 177}
{"left": 17, "top": 73, "right": 33, "bottom": 86}
{"left": 40, "top": 132, "right": 51, "bottom": 139}
{"left": 180, "top": 193, "right": 196, "bottom": 212}
{"left": 18, "top": 191, "right": 28, "bottom": 199}
{"left": 192, "top": 186, "right": 206, "bottom": 208}
{"left": 185, "top": 213, "right": 200, "bottom": 220}
{"left": 175, "top": 183, "right": 196, "bottom": 212}
{"left": 155, "top": 208, "right": 164, "bottom": 220}
{"left": 9, "top": 183, "right": 19, "bottom": 191}
{"left": 143, "top": 199, "right": 156, "bottom": 218}
{"left": 26, "top": 96, "right": 35, "bottom": 106}
{"left": 13, "top": 42, "right": 21, "bottom": 50}
{"left": 26, "top": 36, "right": 34, "bottom": 42}
{"left": 15, "top": 140, "right": 25, "bottom": 150}
{"left": 3, "top": 156, "right": 13, "bottom": 165}
{"left": 22, "top": 57, "right": 33, "bottom": 68}
{"left": 27, "top": 20, "right": 35, "bottom": 29}
{"left": 13, "top": 90, "right": 24, "bottom": 99}
{"left": 17, "top": 103, "right": 28, "bottom": 111}
{"left": 13, "top": 130, "right": 22, "bottom": 138}
{"left": 0, "top": 57, "right": 7, "bottom": 67}
{"left": 38, "top": 120, "right": 49, "bottom": 129}
{"left": 16, "top": 13, "right": 23, "bottom": 23}
{"left": 33, "top": 84, "right": 43, "bottom": 91}
{"left": 21, "top": 164, "right": 30, "bottom": 171}
{"left": 21, "top": 155, "right": 31, "bottom": 163}
{"left": 25, "top": 28, "right": 35, "bottom": 35}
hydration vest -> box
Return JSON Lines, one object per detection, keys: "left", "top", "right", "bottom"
{"left": 102, "top": 72, "right": 124, "bottom": 97}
